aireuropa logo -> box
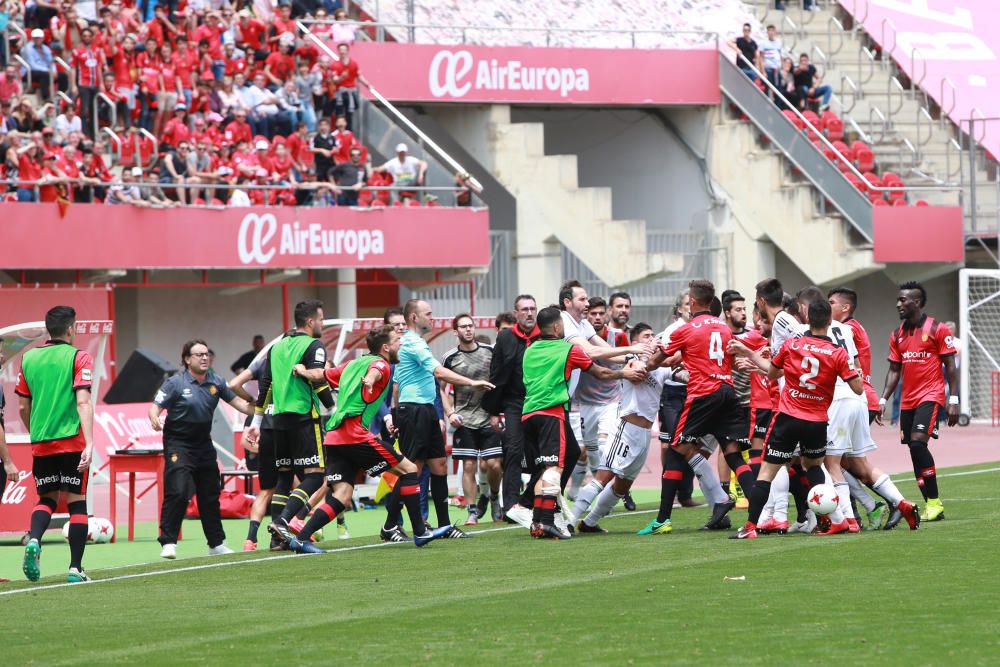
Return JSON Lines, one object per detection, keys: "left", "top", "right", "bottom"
{"left": 237, "top": 212, "right": 385, "bottom": 265}
{"left": 429, "top": 49, "right": 590, "bottom": 99}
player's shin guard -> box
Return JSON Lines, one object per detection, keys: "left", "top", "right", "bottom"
{"left": 747, "top": 480, "right": 771, "bottom": 526}
{"left": 688, "top": 453, "right": 729, "bottom": 505}
{"left": 29, "top": 497, "right": 58, "bottom": 540}
{"left": 871, "top": 474, "right": 904, "bottom": 507}
{"left": 843, "top": 470, "right": 877, "bottom": 512}
{"left": 571, "top": 479, "right": 604, "bottom": 523}
{"left": 396, "top": 472, "right": 427, "bottom": 535}
{"left": 281, "top": 472, "right": 324, "bottom": 523}
{"left": 299, "top": 496, "right": 345, "bottom": 541}
{"left": 770, "top": 466, "right": 789, "bottom": 522}
{"left": 67, "top": 500, "right": 88, "bottom": 571}
{"left": 724, "top": 451, "right": 755, "bottom": 497}
{"left": 271, "top": 470, "right": 294, "bottom": 523}
{"left": 430, "top": 473, "right": 451, "bottom": 527}
{"left": 834, "top": 481, "right": 852, "bottom": 520}
{"left": 657, "top": 448, "right": 686, "bottom": 523}
{"left": 585, "top": 483, "right": 623, "bottom": 526}
{"left": 908, "top": 442, "right": 939, "bottom": 500}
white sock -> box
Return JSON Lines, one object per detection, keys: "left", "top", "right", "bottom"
{"left": 587, "top": 443, "right": 602, "bottom": 473}
{"left": 568, "top": 460, "right": 588, "bottom": 497}
{"left": 834, "top": 481, "right": 853, "bottom": 519}
{"left": 584, "top": 483, "right": 623, "bottom": 526}
{"left": 843, "top": 470, "right": 876, "bottom": 511}
{"left": 477, "top": 471, "right": 490, "bottom": 499}
{"left": 771, "top": 467, "right": 789, "bottom": 523}
{"left": 570, "top": 480, "right": 603, "bottom": 523}
{"left": 871, "top": 474, "right": 904, "bottom": 508}
{"left": 689, "top": 453, "right": 729, "bottom": 505}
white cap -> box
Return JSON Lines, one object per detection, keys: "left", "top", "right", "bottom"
{"left": 31, "top": 29, "right": 45, "bottom": 39}
{"left": 395, "top": 142, "right": 408, "bottom": 153}
{"left": 254, "top": 139, "right": 269, "bottom": 150}
{"left": 130, "top": 166, "right": 143, "bottom": 176}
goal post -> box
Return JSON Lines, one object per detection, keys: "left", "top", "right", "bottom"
{"left": 958, "top": 269, "right": 1000, "bottom": 422}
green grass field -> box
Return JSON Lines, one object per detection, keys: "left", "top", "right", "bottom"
{"left": 2, "top": 463, "right": 999, "bottom": 666}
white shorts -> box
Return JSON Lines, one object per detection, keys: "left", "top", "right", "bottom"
{"left": 827, "top": 399, "right": 877, "bottom": 457}
{"left": 599, "top": 419, "right": 651, "bottom": 481}
{"left": 579, "top": 401, "right": 619, "bottom": 447}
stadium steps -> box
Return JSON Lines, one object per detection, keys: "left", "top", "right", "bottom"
{"left": 710, "top": 112, "right": 878, "bottom": 286}
{"left": 424, "top": 104, "right": 683, "bottom": 292}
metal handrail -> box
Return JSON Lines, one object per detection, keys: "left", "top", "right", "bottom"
{"left": 909, "top": 47, "right": 926, "bottom": 99}
{"left": 880, "top": 17, "right": 897, "bottom": 62}
{"left": 840, "top": 73, "right": 860, "bottom": 114}
{"left": 137, "top": 128, "right": 159, "bottom": 168}
{"left": 101, "top": 127, "right": 122, "bottom": 163}
{"left": 939, "top": 78, "right": 956, "bottom": 129}
{"left": 781, "top": 15, "right": 799, "bottom": 53}
{"left": 858, "top": 46, "right": 877, "bottom": 85}
{"left": 899, "top": 136, "right": 918, "bottom": 171}
{"left": 915, "top": 107, "right": 934, "bottom": 147}
{"left": 297, "top": 20, "right": 484, "bottom": 195}
{"left": 826, "top": 15, "right": 845, "bottom": 57}
{"left": 14, "top": 54, "right": 32, "bottom": 92}
{"left": 95, "top": 92, "right": 117, "bottom": 131}
{"left": 849, "top": 0, "right": 869, "bottom": 28}
{"left": 887, "top": 76, "right": 905, "bottom": 116}
{"left": 56, "top": 90, "right": 73, "bottom": 108}
{"left": 2, "top": 179, "right": 471, "bottom": 193}
{"left": 946, "top": 137, "right": 962, "bottom": 180}
{"left": 868, "top": 105, "right": 887, "bottom": 143}
{"left": 54, "top": 56, "right": 71, "bottom": 72}
{"left": 735, "top": 52, "right": 956, "bottom": 192}
{"left": 811, "top": 44, "right": 828, "bottom": 66}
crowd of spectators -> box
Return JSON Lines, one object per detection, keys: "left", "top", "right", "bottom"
{"left": 0, "top": 0, "right": 446, "bottom": 207}
{"left": 730, "top": 22, "right": 831, "bottom": 113}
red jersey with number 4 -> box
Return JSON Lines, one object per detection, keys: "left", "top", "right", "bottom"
{"left": 663, "top": 312, "right": 733, "bottom": 398}
{"left": 844, "top": 317, "right": 880, "bottom": 410}
{"left": 738, "top": 328, "right": 772, "bottom": 410}
{"left": 888, "top": 315, "right": 955, "bottom": 410}
{"left": 772, "top": 334, "right": 857, "bottom": 422}
{"left": 322, "top": 358, "right": 392, "bottom": 445}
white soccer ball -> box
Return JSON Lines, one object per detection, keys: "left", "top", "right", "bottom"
{"left": 807, "top": 483, "right": 840, "bottom": 515}
{"left": 61, "top": 517, "right": 114, "bottom": 544}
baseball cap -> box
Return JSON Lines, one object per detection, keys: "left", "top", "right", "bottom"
{"left": 42, "top": 127, "right": 54, "bottom": 134}
{"left": 31, "top": 29, "right": 45, "bottom": 39}
{"left": 131, "top": 166, "right": 143, "bottom": 176}
{"left": 254, "top": 139, "right": 269, "bottom": 150}
{"left": 395, "top": 142, "right": 408, "bottom": 152}
{"left": 207, "top": 112, "right": 224, "bottom": 123}
{"left": 174, "top": 102, "right": 187, "bottom": 111}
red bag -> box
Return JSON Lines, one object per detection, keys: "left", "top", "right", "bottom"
{"left": 185, "top": 490, "right": 253, "bottom": 519}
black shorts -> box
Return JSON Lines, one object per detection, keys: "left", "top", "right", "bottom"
{"left": 749, "top": 407, "right": 773, "bottom": 441}
{"left": 657, "top": 384, "right": 686, "bottom": 444}
{"left": 675, "top": 385, "right": 751, "bottom": 450}
{"left": 33, "top": 451, "right": 89, "bottom": 495}
{"left": 763, "top": 412, "right": 828, "bottom": 464}
{"left": 324, "top": 441, "right": 401, "bottom": 486}
{"left": 273, "top": 418, "right": 324, "bottom": 470}
{"left": 255, "top": 428, "right": 277, "bottom": 489}
{"left": 452, "top": 426, "right": 503, "bottom": 460}
{"left": 396, "top": 402, "right": 446, "bottom": 461}
{"left": 522, "top": 413, "right": 578, "bottom": 468}
{"left": 899, "top": 401, "right": 941, "bottom": 444}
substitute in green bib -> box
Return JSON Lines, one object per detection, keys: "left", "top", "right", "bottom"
{"left": 520, "top": 307, "right": 646, "bottom": 541}
{"left": 279, "top": 325, "right": 454, "bottom": 552}
{"left": 15, "top": 306, "right": 96, "bottom": 583}
{"left": 246, "top": 300, "right": 335, "bottom": 547}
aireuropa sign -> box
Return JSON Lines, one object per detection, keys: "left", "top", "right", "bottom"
{"left": 351, "top": 42, "right": 720, "bottom": 105}
{"left": 0, "top": 204, "right": 490, "bottom": 269}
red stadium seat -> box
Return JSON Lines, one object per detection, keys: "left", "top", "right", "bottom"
{"left": 855, "top": 148, "right": 875, "bottom": 172}
{"left": 782, "top": 110, "right": 805, "bottom": 130}
{"left": 846, "top": 173, "right": 865, "bottom": 192}
{"left": 872, "top": 197, "right": 888, "bottom": 206}
{"left": 915, "top": 200, "right": 930, "bottom": 206}
{"left": 850, "top": 140, "right": 869, "bottom": 155}
{"left": 882, "top": 171, "right": 902, "bottom": 185}
{"left": 892, "top": 198, "right": 908, "bottom": 206}
{"left": 802, "top": 110, "right": 820, "bottom": 125}
{"left": 823, "top": 116, "right": 844, "bottom": 141}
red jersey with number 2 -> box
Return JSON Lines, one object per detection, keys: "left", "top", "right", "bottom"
{"left": 663, "top": 313, "right": 733, "bottom": 398}
{"left": 887, "top": 315, "right": 955, "bottom": 410}
{"left": 772, "top": 334, "right": 857, "bottom": 422}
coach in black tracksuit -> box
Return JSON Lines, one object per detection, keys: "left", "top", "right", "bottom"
{"left": 483, "top": 296, "right": 540, "bottom": 515}
{"left": 149, "top": 339, "right": 253, "bottom": 555}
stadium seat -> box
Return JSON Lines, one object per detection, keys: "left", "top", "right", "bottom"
{"left": 782, "top": 110, "right": 805, "bottom": 130}
{"left": 845, "top": 173, "right": 865, "bottom": 192}
{"left": 823, "top": 116, "right": 844, "bottom": 141}
{"left": 882, "top": 171, "right": 902, "bottom": 185}
{"left": 872, "top": 197, "right": 888, "bottom": 206}
{"left": 855, "top": 148, "right": 875, "bottom": 172}
{"left": 892, "top": 198, "right": 908, "bottom": 206}
{"left": 915, "top": 199, "right": 930, "bottom": 206}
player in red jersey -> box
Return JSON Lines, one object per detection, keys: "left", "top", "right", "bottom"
{"left": 638, "top": 280, "right": 751, "bottom": 536}
{"left": 879, "top": 281, "right": 958, "bottom": 523}
{"left": 730, "top": 298, "right": 864, "bottom": 539}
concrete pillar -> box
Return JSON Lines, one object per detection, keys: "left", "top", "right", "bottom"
{"left": 336, "top": 268, "right": 357, "bottom": 318}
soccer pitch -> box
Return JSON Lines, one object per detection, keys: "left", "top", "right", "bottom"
{"left": 2, "top": 463, "right": 999, "bottom": 665}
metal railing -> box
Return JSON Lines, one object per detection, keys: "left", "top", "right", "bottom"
{"left": 101, "top": 127, "right": 122, "bottom": 163}
{"left": 95, "top": 92, "right": 117, "bottom": 132}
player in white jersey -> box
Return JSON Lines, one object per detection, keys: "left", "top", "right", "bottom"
{"left": 576, "top": 324, "right": 668, "bottom": 532}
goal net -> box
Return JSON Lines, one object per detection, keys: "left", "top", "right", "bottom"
{"left": 958, "top": 269, "right": 1000, "bottom": 421}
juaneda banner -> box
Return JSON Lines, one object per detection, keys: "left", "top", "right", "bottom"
{"left": 351, "top": 42, "right": 720, "bottom": 105}
{"left": 0, "top": 204, "right": 490, "bottom": 269}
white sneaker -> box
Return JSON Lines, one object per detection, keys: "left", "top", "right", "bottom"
{"left": 207, "top": 544, "right": 234, "bottom": 556}
{"left": 505, "top": 504, "right": 533, "bottom": 529}
{"left": 788, "top": 510, "right": 818, "bottom": 534}
{"left": 160, "top": 543, "right": 177, "bottom": 559}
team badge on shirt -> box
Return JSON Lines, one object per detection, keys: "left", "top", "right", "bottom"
{"left": 209, "top": 385, "right": 217, "bottom": 395}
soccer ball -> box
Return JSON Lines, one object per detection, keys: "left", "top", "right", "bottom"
{"left": 806, "top": 484, "right": 839, "bottom": 515}
{"left": 61, "top": 517, "right": 115, "bottom": 544}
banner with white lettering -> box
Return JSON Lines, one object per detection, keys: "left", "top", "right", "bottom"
{"left": 351, "top": 42, "right": 720, "bottom": 105}
{"left": 0, "top": 204, "right": 490, "bottom": 269}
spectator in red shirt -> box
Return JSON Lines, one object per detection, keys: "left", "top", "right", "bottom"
{"left": 235, "top": 9, "right": 268, "bottom": 60}
{"left": 155, "top": 42, "right": 183, "bottom": 135}
{"left": 0, "top": 65, "right": 23, "bottom": 106}
{"left": 38, "top": 152, "right": 69, "bottom": 202}
{"left": 70, "top": 27, "right": 105, "bottom": 138}
{"left": 203, "top": 111, "right": 225, "bottom": 145}
{"left": 224, "top": 108, "right": 252, "bottom": 145}
{"left": 268, "top": 4, "right": 297, "bottom": 51}
{"left": 82, "top": 140, "right": 114, "bottom": 202}
{"left": 98, "top": 72, "right": 127, "bottom": 130}
{"left": 16, "top": 143, "right": 44, "bottom": 202}
{"left": 285, "top": 120, "right": 312, "bottom": 175}
{"left": 162, "top": 103, "right": 192, "bottom": 148}
{"left": 264, "top": 43, "right": 296, "bottom": 89}
{"left": 332, "top": 114, "right": 355, "bottom": 163}
{"left": 222, "top": 43, "right": 248, "bottom": 79}
{"left": 173, "top": 35, "right": 199, "bottom": 108}
{"left": 192, "top": 11, "right": 226, "bottom": 80}
{"left": 145, "top": 4, "right": 179, "bottom": 49}
{"left": 330, "top": 43, "right": 368, "bottom": 131}
{"left": 136, "top": 37, "right": 160, "bottom": 132}
{"left": 105, "top": 33, "right": 138, "bottom": 129}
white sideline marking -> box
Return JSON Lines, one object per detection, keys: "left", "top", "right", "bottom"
{"left": 4, "top": 465, "right": 998, "bottom": 597}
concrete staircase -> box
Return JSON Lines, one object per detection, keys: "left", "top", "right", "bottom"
{"left": 745, "top": 0, "right": 993, "bottom": 230}
{"left": 710, "top": 108, "right": 879, "bottom": 286}
{"left": 425, "top": 105, "right": 682, "bottom": 297}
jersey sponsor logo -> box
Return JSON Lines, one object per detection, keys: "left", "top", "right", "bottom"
{"left": 366, "top": 461, "right": 390, "bottom": 476}
{"left": 1, "top": 470, "right": 32, "bottom": 505}
{"left": 326, "top": 473, "right": 343, "bottom": 483}
{"left": 801, "top": 343, "right": 835, "bottom": 356}
{"left": 901, "top": 350, "right": 934, "bottom": 360}
{"left": 237, "top": 212, "right": 385, "bottom": 265}
{"left": 209, "top": 385, "right": 217, "bottom": 395}
{"left": 788, "top": 388, "right": 825, "bottom": 402}
{"left": 81, "top": 368, "right": 92, "bottom": 382}
{"left": 536, "top": 454, "right": 560, "bottom": 464}
{"left": 429, "top": 48, "right": 590, "bottom": 99}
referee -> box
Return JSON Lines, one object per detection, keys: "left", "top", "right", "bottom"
{"left": 395, "top": 299, "right": 494, "bottom": 537}
{"left": 150, "top": 339, "right": 254, "bottom": 559}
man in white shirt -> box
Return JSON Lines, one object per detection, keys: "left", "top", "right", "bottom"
{"left": 374, "top": 143, "right": 427, "bottom": 203}
{"left": 54, "top": 105, "right": 83, "bottom": 143}
{"left": 245, "top": 73, "right": 280, "bottom": 138}
{"left": 758, "top": 24, "right": 785, "bottom": 95}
